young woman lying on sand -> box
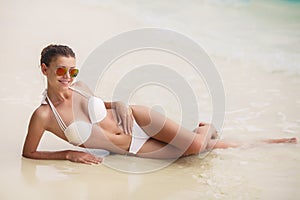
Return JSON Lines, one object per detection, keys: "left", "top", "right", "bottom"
{"left": 22, "top": 44, "right": 297, "bottom": 165}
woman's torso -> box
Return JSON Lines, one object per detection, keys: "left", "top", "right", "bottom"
{"left": 44, "top": 88, "right": 131, "bottom": 154}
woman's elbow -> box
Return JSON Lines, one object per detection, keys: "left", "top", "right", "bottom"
{"left": 22, "top": 150, "right": 37, "bottom": 159}
{"left": 22, "top": 152, "right": 32, "bottom": 159}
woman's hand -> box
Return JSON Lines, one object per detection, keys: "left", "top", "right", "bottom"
{"left": 66, "top": 151, "right": 102, "bottom": 165}
{"left": 114, "top": 101, "right": 134, "bottom": 135}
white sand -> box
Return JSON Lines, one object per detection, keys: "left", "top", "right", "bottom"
{"left": 1, "top": 0, "right": 300, "bottom": 199}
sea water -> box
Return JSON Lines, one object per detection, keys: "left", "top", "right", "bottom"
{"left": 83, "top": 0, "right": 300, "bottom": 75}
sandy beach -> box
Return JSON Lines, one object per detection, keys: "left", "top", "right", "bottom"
{"left": 1, "top": 0, "right": 300, "bottom": 199}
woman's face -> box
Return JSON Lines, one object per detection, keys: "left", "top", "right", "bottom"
{"left": 42, "top": 56, "right": 76, "bottom": 90}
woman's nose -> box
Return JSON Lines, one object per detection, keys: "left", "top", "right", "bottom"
{"left": 63, "top": 70, "right": 71, "bottom": 78}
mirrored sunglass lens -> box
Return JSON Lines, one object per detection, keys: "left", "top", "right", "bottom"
{"left": 70, "top": 69, "right": 79, "bottom": 77}
{"left": 56, "top": 68, "right": 67, "bottom": 76}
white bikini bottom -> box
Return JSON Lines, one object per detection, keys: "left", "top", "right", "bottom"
{"left": 129, "top": 120, "right": 150, "bottom": 154}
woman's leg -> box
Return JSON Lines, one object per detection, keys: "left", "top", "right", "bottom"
{"left": 130, "top": 105, "right": 215, "bottom": 155}
{"left": 136, "top": 137, "right": 297, "bottom": 159}
{"left": 135, "top": 138, "right": 183, "bottom": 159}
{"left": 135, "top": 138, "right": 238, "bottom": 159}
{"left": 261, "top": 138, "right": 297, "bottom": 144}
{"left": 205, "top": 137, "right": 297, "bottom": 150}
{"left": 130, "top": 105, "right": 297, "bottom": 157}
{"left": 206, "top": 139, "right": 240, "bottom": 149}
{"left": 193, "top": 123, "right": 218, "bottom": 139}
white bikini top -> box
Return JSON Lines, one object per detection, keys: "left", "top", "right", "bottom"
{"left": 42, "top": 86, "right": 107, "bottom": 146}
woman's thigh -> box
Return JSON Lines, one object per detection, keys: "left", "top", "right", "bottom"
{"left": 131, "top": 105, "right": 196, "bottom": 151}
{"left": 135, "top": 138, "right": 184, "bottom": 159}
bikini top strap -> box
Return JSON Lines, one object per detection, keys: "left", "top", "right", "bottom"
{"left": 68, "top": 86, "right": 91, "bottom": 99}
{"left": 46, "top": 95, "right": 67, "bottom": 132}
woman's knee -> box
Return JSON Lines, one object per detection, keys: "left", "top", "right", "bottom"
{"left": 193, "top": 125, "right": 217, "bottom": 138}
{"left": 193, "top": 126, "right": 210, "bottom": 134}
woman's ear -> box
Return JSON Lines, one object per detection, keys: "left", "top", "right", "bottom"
{"left": 41, "top": 63, "right": 48, "bottom": 75}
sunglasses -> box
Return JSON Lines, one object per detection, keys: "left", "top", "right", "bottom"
{"left": 55, "top": 67, "right": 79, "bottom": 78}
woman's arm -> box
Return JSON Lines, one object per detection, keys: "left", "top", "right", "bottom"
{"left": 22, "top": 107, "right": 101, "bottom": 165}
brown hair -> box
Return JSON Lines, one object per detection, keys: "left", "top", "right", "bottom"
{"left": 40, "top": 44, "right": 75, "bottom": 66}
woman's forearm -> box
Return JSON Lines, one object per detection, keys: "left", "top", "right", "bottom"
{"left": 22, "top": 150, "right": 73, "bottom": 160}
{"left": 22, "top": 150, "right": 102, "bottom": 164}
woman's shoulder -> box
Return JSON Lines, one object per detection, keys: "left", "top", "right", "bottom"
{"left": 31, "top": 104, "right": 51, "bottom": 122}
{"left": 26, "top": 105, "right": 52, "bottom": 137}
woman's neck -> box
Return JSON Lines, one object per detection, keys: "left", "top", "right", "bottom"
{"left": 46, "top": 85, "right": 72, "bottom": 105}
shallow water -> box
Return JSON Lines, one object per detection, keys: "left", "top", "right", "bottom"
{"left": 0, "top": 0, "right": 300, "bottom": 199}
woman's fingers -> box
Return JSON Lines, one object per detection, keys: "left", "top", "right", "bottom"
{"left": 82, "top": 157, "right": 102, "bottom": 165}
{"left": 92, "top": 157, "right": 102, "bottom": 164}
{"left": 115, "top": 103, "right": 134, "bottom": 135}
{"left": 127, "top": 107, "right": 134, "bottom": 134}
{"left": 121, "top": 115, "right": 127, "bottom": 134}
{"left": 67, "top": 151, "right": 103, "bottom": 165}
{"left": 87, "top": 154, "right": 102, "bottom": 163}
{"left": 120, "top": 114, "right": 133, "bottom": 135}
{"left": 127, "top": 116, "right": 132, "bottom": 135}
{"left": 117, "top": 113, "right": 122, "bottom": 125}
{"left": 83, "top": 159, "right": 101, "bottom": 165}
{"left": 125, "top": 114, "right": 134, "bottom": 135}
{"left": 129, "top": 114, "right": 133, "bottom": 134}
{"left": 79, "top": 153, "right": 102, "bottom": 165}
{"left": 117, "top": 111, "right": 127, "bottom": 133}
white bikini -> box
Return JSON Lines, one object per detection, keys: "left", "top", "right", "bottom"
{"left": 41, "top": 86, "right": 149, "bottom": 154}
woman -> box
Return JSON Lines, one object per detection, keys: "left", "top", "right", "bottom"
{"left": 22, "top": 44, "right": 297, "bottom": 165}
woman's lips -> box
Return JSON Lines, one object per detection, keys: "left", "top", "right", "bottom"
{"left": 59, "top": 80, "right": 71, "bottom": 85}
